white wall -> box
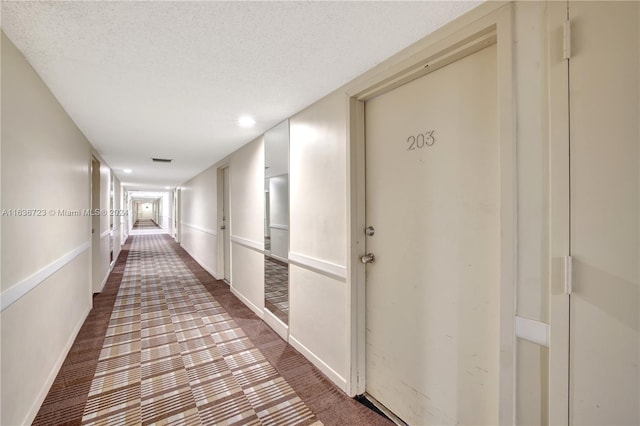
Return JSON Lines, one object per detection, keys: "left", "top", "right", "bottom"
{"left": 161, "top": 192, "right": 171, "bottom": 230}
{"left": 1, "top": 32, "right": 93, "bottom": 426}
{"left": 138, "top": 202, "right": 154, "bottom": 219}
{"left": 180, "top": 166, "right": 218, "bottom": 277}
{"left": 112, "top": 175, "right": 122, "bottom": 261}
{"left": 229, "top": 137, "right": 265, "bottom": 316}
{"left": 1, "top": 30, "right": 124, "bottom": 424}
{"left": 288, "top": 90, "right": 350, "bottom": 389}
{"left": 120, "top": 183, "right": 129, "bottom": 243}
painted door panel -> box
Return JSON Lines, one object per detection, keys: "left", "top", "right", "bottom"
{"left": 364, "top": 44, "right": 499, "bottom": 425}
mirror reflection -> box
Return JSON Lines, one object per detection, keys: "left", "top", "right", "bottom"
{"left": 264, "top": 120, "right": 289, "bottom": 324}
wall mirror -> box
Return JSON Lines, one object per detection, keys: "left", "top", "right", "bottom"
{"left": 264, "top": 120, "right": 289, "bottom": 326}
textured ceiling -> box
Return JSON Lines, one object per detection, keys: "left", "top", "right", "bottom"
{"left": 1, "top": 1, "right": 481, "bottom": 189}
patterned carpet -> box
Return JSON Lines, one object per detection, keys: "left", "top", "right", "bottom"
{"left": 80, "top": 234, "right": 318, "bottom": 425}
{"left": 264, "top": 257, "right": 289, "bottom": 323}
{"left": 34, "top": 234, "right": 392, "bottom": 426}
{"left": 133, "top": 219, "right": 161, "bottom": 229}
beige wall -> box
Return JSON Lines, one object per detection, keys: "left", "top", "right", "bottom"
{"left": 180, "top": 166, "right": 218, "bottom": 276}
{"left": 229, "top": 137, "right": 265, "bottom": 315}
{"left": 1, "top": 31, "right": 122, "bottom": 425}
{"left": 289, "top": 90, "right": 350, "bottom": 389}
{"left": 1, "top": 32, "right": 93, "bottom": 425}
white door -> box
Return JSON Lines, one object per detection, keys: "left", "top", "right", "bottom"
{"left": 568, "top": 2, "right": 639, "bottom": 424}
{"left": 223, "top": 166, "right": 231, "bottom": 283}
{"left": 364, "top": 44, "right": 500, "bottom": 425}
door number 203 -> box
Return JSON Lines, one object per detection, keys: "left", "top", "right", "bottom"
{"left": 406, "top": 131, "right": 435, "bottom": 151}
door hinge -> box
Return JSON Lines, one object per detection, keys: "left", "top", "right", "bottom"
{"left": 563, "top": 20, "right": 571, "bottom": 60}
{"left": 564, "top": 255, "right": 573, "bottom": 295}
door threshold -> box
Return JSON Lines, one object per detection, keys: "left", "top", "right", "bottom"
{"left": 356, "top": 393, "right": 407, "bottom": 426}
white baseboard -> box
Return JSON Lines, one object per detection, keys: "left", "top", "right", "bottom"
{"left": 23, "top": 304, "right": 91, "bottom": 425}
{"left": 263, "top": 309, "right": 288, "bottom": 341}
{"left": 182, "top": 245, "right": 219, "bottom": 280}
{"left": 231, "top": 287, "right": 264, "bottom": 320}
{"left": 289, "top": 335, "right": 348, "bottom": 393}
{"left": 97, "top": 268, "right": 110, "bottom": 293}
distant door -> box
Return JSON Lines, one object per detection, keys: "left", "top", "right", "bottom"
{"left": 91, "top": 156, "right": 101, "bottom": 293}
{"left": 568, "top": 2, "right": 639, "bottom": 424}
{"left": 364, "top": 44, "right": 500, "bottom": 424}
{"left": 223, "top": 166, "right": 231, "bottom": 283}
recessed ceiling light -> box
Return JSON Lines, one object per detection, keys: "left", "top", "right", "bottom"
{"left": 164, "top": 186, "right": 171, "bottom": 189}
{"left": 238, "top": 116, "right": 256, "bottom": 128}
{"left": 123, "top": 169, "right": 132, "bottom": 174}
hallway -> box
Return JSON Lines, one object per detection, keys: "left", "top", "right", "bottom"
{"left": 133, "top": 220, "right": 162, "bottom": 230}
{"left": 3, "top": 2, "right": 639, "bottom": 424}
{"left": 33, "top": 234, "right": 390, "bottom": 425}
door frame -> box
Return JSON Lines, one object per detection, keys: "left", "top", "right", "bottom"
{"left": 547, "top": 2, "right": 570, "bottom": 424}
{"left": 217, "top": 164, "right": 232, "bottom": 283}
{"left": 346, "top": 3, "right": 516, "bottom": 423}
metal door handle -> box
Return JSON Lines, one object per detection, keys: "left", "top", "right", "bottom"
{"left": 361, "top": 253, "right": 375, "bottom": 264}
{"left": 220, "top": 225, "right": 226, "bottom": 230}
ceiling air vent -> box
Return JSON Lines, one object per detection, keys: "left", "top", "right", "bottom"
{"left": 152, "top": 158, "right": 172, "bottom": 163}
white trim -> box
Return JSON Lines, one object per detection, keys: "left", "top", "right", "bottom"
{"left": 1, "top": 242, "right": 91, "bottom": 311}
{"left": 289, "top": 334, "right": 348, "bottom": 392}
{"left": 515, "top": 316, "right": 550, "bottom": 348}
{"left": 230, "top": 235, "right": 263, "bottom": 253}
{"left": 269, "top": 223, "right": 289, "bottom": 231}
{"left": 100, "top": 229, "right": 111, "bottom": 239}
{"left": 181, "top": 221, "right": 217, "bottom": 237}
{"left": 263, "top": 308, "right": 288, "bottom": 341}
{"left": 288, "top": 252, "right": 346, "bottom": 282}
{"left": 347, "top": 97, "right": 367, "bottom": 396}
{"left": 23, "top": 304, "right": 91, "bottom": 425}
{"left": 230, "top": 287, "right": 264, "bottom": 319}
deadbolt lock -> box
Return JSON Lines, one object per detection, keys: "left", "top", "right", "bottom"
{"left": 360, "top": 253, "right": 376, "bottom": 264}
{"left": 365, "top": 226, "right": 375, "bottom": 236}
